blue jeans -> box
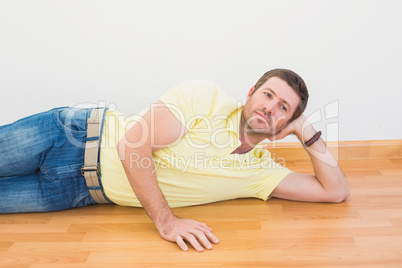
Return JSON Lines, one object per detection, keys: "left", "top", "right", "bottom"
{"left": 0, "top": 107, "right": 111, "bottom": 213}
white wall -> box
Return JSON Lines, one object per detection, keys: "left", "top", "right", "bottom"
{"left": 1, "top": 0, "right": 401, "bottom": 142}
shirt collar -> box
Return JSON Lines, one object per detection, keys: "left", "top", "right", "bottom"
{"left": 226, "top": 106, "right": 243, "bottom": 138}
{"left": 225, "top": 106, "right": 265, "bottom": 158}
{"left": 221, "top": 107, "right": 243, "bottom": 155}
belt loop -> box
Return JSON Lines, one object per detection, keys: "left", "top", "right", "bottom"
{"left": 81, "top": 107, "right": 111, "bottom": 204}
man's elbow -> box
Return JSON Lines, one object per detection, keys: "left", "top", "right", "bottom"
{"left": 328, "top": 184, "right": 351, "bottom": 203}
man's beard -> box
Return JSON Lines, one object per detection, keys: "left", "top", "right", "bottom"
{"left": 243, "top": 111, "right": 287, "bottom": 138}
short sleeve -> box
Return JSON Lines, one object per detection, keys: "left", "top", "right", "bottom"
{"left": 255, "top": 168, "right": 293, "bottom": 201}
{"left": 235, "top": 148, "right": 293, "bottom": 201}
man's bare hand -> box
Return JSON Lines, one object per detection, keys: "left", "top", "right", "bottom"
{"left": 268, "top": 114, "right": 308, "bottom": 142}
{"left": 158, "top": 216, "right": 219, "bottom": 252}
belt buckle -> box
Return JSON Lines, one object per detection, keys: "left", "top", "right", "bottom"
{"left": 81, "top": 165, "right": 100, "bottom": 176}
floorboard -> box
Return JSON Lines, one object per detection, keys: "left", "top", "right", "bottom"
{"left": 1, "top": 154, "right": 402, "bottom": 267}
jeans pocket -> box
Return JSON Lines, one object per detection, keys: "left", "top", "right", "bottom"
{"left": 42, "top": 163, "right": 83, "bottom": 181}
{"left": 53, "top": 107, "right": 90, "bottom": 137}
{"left": 40, "top": 164, "right": 96, "bottom": 210}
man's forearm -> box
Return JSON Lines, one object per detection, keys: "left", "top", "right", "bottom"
{"left": 118, "top": 146, "right": 219, "bottom": 251}
{"left": 297, "top": 120, "right": 351, "bottom": 202}
{"left": 119, "top": 147, "right": 175, "bottom": 229}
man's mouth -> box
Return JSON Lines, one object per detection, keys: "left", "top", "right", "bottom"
{"left": 255, "top": 112, "right": 269, "bottom": 123}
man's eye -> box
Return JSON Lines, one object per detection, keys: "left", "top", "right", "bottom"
{"left": 265, "top": 93, "right": 271, "bottom": 98}
{"left": 281, "top": 105, "right": 287, "bottom": 112}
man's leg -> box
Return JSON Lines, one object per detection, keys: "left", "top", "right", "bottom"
{"left": 0, "top": 108, "right": 98, "bottom": 213}
{"left": 0, "top": 110, "right": 55, "bottom": 177}
{"left": 0, "top": 170, "right": 93, "bottom": 213}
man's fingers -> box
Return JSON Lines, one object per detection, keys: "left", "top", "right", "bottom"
{"left": 178, "top": 230, "right": 216, "bottom": 252}
{"left": 203, "top": 230, "right": 220, "bottom": 244}
{"left": 162, "top": 218, "right": 219, "bottom": 252}
{"left": 195, "top": 224, "right": 219, "bottom": 245}
{"left": 198, "top": 222, "right": 212, "bottom": 231}
{"left": 193, "top": 230, "right": 213, "bottom": 250}
{"left": 195, "top": 222, "right": 213, "bottom": 232}
{"left": 175, "top": 236, "right": 189, "bottom": 251}
{"left": 182, "top": 232, "right": 205, "bottom": 252}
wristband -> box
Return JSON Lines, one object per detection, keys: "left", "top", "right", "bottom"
{"left": 303, "top": 131, "right": 322, "bottom": 148}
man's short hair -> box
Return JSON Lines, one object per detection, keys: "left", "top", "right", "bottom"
{"left": 252, "top": 68, "right": 309, "bottom": 122}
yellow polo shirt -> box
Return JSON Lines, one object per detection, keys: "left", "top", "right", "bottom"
{"left": 100, "top": 80, "right": 292, "bottom": 208}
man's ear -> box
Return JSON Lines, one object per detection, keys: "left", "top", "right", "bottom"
{"left": 246, "top": 86, "right": 255, "bottom": 101}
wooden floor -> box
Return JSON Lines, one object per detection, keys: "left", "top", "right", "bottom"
{"left": 1, "top": 142, "right": 402, "bottom": 267}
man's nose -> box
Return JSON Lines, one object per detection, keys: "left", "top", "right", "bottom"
{"left": 263, "top": 102, "right": 276, "bottom": 116}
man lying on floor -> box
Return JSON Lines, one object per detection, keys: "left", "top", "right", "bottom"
{"left": 0, "top": 68, "right": 350, "bottom": 252}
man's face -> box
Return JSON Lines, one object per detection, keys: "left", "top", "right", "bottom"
{"left": 242, "top": 76, "right": 301, "bottom": 137}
